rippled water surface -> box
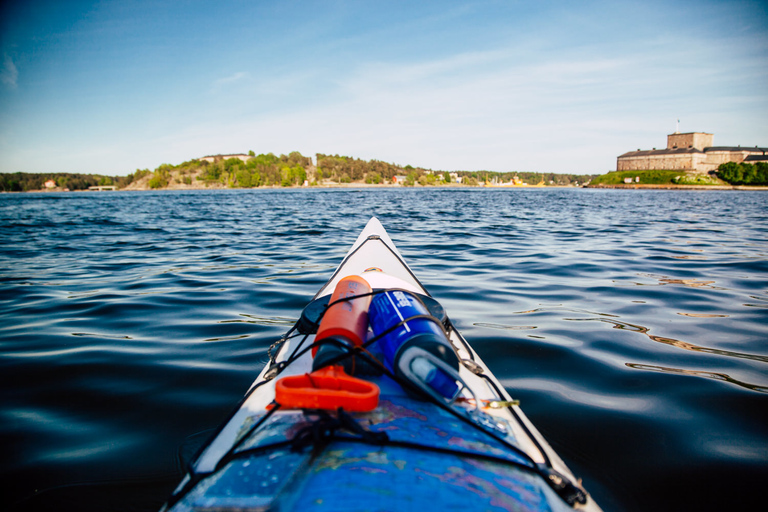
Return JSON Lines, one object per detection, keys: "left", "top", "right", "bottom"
{"left": 2, "top": 188, "right": 767, "bottom": 511}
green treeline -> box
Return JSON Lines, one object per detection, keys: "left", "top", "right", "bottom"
{"left": 316, "top": 154, "right": 409, "bottom": 183}
{"left": 194, "top": 152, "right": 429, "bottom": 187}
{"left": 716, "top": 162, "right": 768, "bottom": 186}
{"left": 194, "top": 152, "right": 312, "bottom": 188}
{"left": 136, "top": 151, "right": 591, "bottom": 188}
{"left": 1, "top": 150, "right": 599, "bottom": 191}
{"left": 462, "top": 171, "right": 591, "bottom": 186}
{"left": 0, "top": 172, "right": 136, "bottom": 192}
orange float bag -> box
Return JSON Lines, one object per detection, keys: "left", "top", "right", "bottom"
{"left": 311, "top": 276, "right": 372, "bottom": 373}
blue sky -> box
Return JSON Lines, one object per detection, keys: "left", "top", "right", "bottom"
{"left": 1, "top": 0, "right": 766, "bottom": 175}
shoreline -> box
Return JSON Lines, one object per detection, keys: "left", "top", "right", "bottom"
{"left": 9, "top": 183, "right": 579, "bottom": 193}
{"left": 8, "top": 183, "right": 768, "bottom": 193}
{"left": 586, "top": 183, "right": 768, "bottom": 191}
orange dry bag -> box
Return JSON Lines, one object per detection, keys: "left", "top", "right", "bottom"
{"left": 311, "top": 275, "right": 372, "bottom": 373}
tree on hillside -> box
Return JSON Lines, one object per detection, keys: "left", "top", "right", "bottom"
{"left": 717, "top": 162, "right": 768, "bottom": 185}
{"left": 281, "top": 165, "right": 306, "bottom": 187}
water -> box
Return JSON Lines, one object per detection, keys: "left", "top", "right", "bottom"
{"left": 1, "top": 188, "right": 766, "bottom": 511}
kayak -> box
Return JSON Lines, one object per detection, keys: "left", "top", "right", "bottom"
{"left": 162, "top": 217, "right": 601, "bottom": 512}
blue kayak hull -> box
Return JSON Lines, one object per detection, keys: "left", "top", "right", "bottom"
{"left": 172, "top": 394, "right": 563, "bottom": 512}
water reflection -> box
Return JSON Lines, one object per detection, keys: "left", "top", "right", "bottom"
{"left": 70, "top": 332, "right": 133, "bottom": 339}
{"left": 203, "top": 334, "right": 252, "bottom": 342}
{"left": 473, "top": 323, "right": 536, "bottom": 330}
{"left": 569, "top": 317, "right": 768, "bottom": 364}
{"left": 634, "top": 273, "right": 717, "bottom": 288}
{"left": 626, "top": 363, "right": 768, "bottom": 393}
{"left": 658, "top": 277, "right": 716, "bottom": 287}
{"left": 220, "top": 315, "right": 297, "bottom": 326}
{"left": 513, "top": 307, "right": 619, "bottom": 318}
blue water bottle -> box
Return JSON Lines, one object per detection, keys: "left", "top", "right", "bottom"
{"left": 368, "top": 290, "right": 460, "bottom": 400}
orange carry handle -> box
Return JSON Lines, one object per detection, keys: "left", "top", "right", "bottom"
{"left": 274, "top": 366, "right": 380, "bottom": 412}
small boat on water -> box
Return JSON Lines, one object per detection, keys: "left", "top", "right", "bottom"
{"left": 162, "top": 217, "right": 601, "bottom": 512}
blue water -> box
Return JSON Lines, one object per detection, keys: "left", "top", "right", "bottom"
{"left": 1, "top": 188, "right": 766, "bottom": 511}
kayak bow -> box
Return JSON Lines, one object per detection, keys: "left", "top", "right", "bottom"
{"left": 162, "top": 217, "right": 601, "bottom": 512}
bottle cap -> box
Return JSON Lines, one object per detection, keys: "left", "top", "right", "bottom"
{"left": 393, "top": 332, "right": 459, "bottom": 371}
{"left": 395, "top": 342, "right": 461, "bottom": 401}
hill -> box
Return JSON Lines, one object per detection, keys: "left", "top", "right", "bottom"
{"left": 1, "top": 151, "right": 597, "bottom": 191}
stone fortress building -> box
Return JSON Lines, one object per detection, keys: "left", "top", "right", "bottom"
{"left": 617, "top": 132, "right": 767, "bottom": 173}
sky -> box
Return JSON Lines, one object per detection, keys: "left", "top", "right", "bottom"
{"left": 0, "top": 0, "right": 766, "bottom": 175}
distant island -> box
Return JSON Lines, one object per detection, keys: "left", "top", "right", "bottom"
{"left": 0, "top": 151, "right": 594, "bottom": 192}
{"left": 3, "top": 142, "right": 767, "bottom": 193}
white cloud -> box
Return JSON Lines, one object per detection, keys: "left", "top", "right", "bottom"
{"left": 1, "top": 54, "right": 18, "bottom": 89}
{"left": 211, "top": 71, "right": 247, "bottom": 92}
